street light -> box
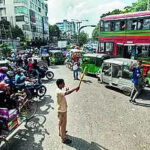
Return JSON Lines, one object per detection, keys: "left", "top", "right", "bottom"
{"left": 71, "top": 19, "right": 89, "bottom": 44}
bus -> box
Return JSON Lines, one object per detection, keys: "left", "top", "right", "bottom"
{"left": 98, "top": 11, "right": 150, "bottom": 76}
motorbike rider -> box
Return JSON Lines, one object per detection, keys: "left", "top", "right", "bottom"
{"left": 32, "top": 59, "right": 40, "bottom": 79}
{"left": 15, "top": 69, "right": 26, "bottom": 88}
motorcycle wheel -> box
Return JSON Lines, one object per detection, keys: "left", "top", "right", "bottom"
{"left": 37, "top": 86, "right": 47, "bottom": 98}
{"left": 46, "top": 71, "right": 54, "bottom": 80}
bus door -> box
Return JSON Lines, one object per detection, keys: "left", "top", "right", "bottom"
{"left": 117, "top": 44, "right": 124, "bottom": 57}
{"left": 123, "top": 46, "right": 135, "bottom": 59}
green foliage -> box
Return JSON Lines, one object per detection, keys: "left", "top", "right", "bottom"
{"left": 78, "top": 31, "right": 88, "bottom": 46}
{"left": 100, "top": 0, "right": 148, "bottom": 18}
{"left": 0, "top": 43, "right": 11, "bottom": 57}
{"left": 92, "top": 25, "right": 99, "bottom": 41}
{"left": 0, "top": 20, "right": 24, "bottom": 40}
{"left": 49, "top": 25, "right": 61, "bottom": 41}
{"left": 11, "top": 25, "right": 24, "bottom": 40}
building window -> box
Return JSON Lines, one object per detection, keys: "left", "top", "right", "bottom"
{"left": 14, "top": 0, "right": 28, "bottom": 5}
{"left": 22, "top": 24, "right": 30, "bottom": 31}
{"left": 14, "top": 6, "right": 29, "bottom": 15}
{"left": 16, "top": 15, "right": 24, "bottom": 22}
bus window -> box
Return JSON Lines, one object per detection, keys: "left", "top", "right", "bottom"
{"left": 111, "top": 22, "right": 115, "bottom": 31}
{"left": 115, "top": 21, "right": 120, "bottom": 31}
{"left": 136, "top": 46, "right": 150, "bottom": 57}
{"left": 100, "top": 21, "right": 104, "bottom": 31}
{"left": 132, "top": 20, "right": 138, "bottom": 30}
{"left": 120, "top": 20, "right": 125, "bottom": 30}
{"left": 104, "top": 22, "right": 111, "bottom": 31}
{"left": 127, "top": 20, "right": 132, "bottom": 30}
{"left": 137, "top": 19, "right": 143, "bottom": 30}
{"left": 100, "top": 43, "right": 105, "bottom": 52}
{"left": 106, "top": 43, "right": 113, "bottom": 52}
{"left": 143, "top": 18, "right": 150, "bottom": 30}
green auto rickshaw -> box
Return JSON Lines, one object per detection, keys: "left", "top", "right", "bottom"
{"left": 49, "top": 50, "right": 65, "bottom": 65}
{"left": 80, "top": 54, "right": 110, "bottom": 75}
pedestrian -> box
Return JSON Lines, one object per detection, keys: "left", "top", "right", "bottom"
{"left": 72, "top": 62, "right": 79, "bottom": 80}
{"left": 56, "top": 79, "right": 80, "bottom": 144}
{"left": 129, "top": 61, "right": 141, "bottom": 103}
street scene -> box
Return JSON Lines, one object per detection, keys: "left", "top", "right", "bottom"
{"left": 6, "top": 65, "right": 150, "bottom": 150}
{"left": 0, "top": 0, "right": 150, "bottom": 150}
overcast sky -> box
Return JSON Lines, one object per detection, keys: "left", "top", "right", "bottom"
{"left": 47, "top": 0, "right": 137, "bottom": 36}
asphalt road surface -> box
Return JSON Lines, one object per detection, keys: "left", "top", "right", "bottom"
{"left": 9, "top": 65, "right": 150, "bottom": 150}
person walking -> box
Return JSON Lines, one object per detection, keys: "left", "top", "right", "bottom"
{"left": 56, "top": 79, "right": 80, "bottom": 144}
{"left": 129, "top": 61, "right": 141, "bottom": 103}
{"left": 72, "top": 62, "right": 79, "bottom": 80}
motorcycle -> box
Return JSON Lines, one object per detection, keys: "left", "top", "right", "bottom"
{"left": 27, "top": 66, "right": 54, "bottom": 81}
{"left": 5, "top": 73, "right": 47, "bottom": 99}
{"left": 25, "top": 80, "right": 47, "bottom": 99}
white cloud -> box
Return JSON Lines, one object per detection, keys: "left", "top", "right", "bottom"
{"left": 48, "top": 0, "right": 137, "bottom": 36}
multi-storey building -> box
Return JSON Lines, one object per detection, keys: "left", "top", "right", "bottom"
{"left": 56, "top": 20, "right": 76, "bottom": 36}
{"left": 0, "top": 0, "right": 49, "bottom": 40}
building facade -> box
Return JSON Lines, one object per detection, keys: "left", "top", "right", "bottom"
{"left": 56, "top": 20, "right": 76, "bottom": 36}
{"left": 0, "top": 0, "right": 49, "bottom": 40}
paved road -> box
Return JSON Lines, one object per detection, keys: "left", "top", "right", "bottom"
{"left": 9, "top": 65, "right": 150, "bottom": 150}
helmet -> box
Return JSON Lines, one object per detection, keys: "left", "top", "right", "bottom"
{"left": 7, "top": 71, "right": 14, "bottom": 77}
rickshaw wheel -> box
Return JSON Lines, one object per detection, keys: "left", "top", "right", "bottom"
{"left": 122, "top": 89, "right": 131, "bottom": 96}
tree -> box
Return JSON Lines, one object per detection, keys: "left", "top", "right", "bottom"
{"left": 78, "top": 31, "right": 88, "bottom": 46}
{"left": 0, "top": 19, "right": 11, "bottom": 39}
{"left": 49, "top": 25, "right": 61, "bottom": 42}
{"left": 11, "top": 25, "right": 24, "bottom": 40}
{"left": 92, "top": 25, "right": 99, "bottom": 41}
{"left": 100, "top": 0, "right": 148, "bottom": 18}
{"left": 0, "top": 43, "right": 11, "bottom": 57}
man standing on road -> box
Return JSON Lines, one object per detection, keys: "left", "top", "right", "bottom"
{"left": 129, "top": 61, "right": 141, "bottom": 103}
{"left": 72, "top": 62, "right": 79, "bottom": 80}
{"left": 56, "top": 79, "right": 80, "bottom": 144}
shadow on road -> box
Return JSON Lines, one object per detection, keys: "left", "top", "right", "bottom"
{"left": 82, "top": 79, "right": 93, "bottom": 84}
{"left": 67, "top": 135, "right": 109, "bottom": 150}
{"left": 10, "top": 128, "right": 45, "bottom": 150}
{"left": 9, "top": 95, "right": 54, "bottom": 150}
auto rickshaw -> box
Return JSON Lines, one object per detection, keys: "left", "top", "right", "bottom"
{"left": 49, "top": 50, "right": 64, "bottom": 65}
{"left": 80, "top": 53, "right": 110, "bottom": 75}
{"left": 97, "top": 58, "right": 144, "bottom": 96}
